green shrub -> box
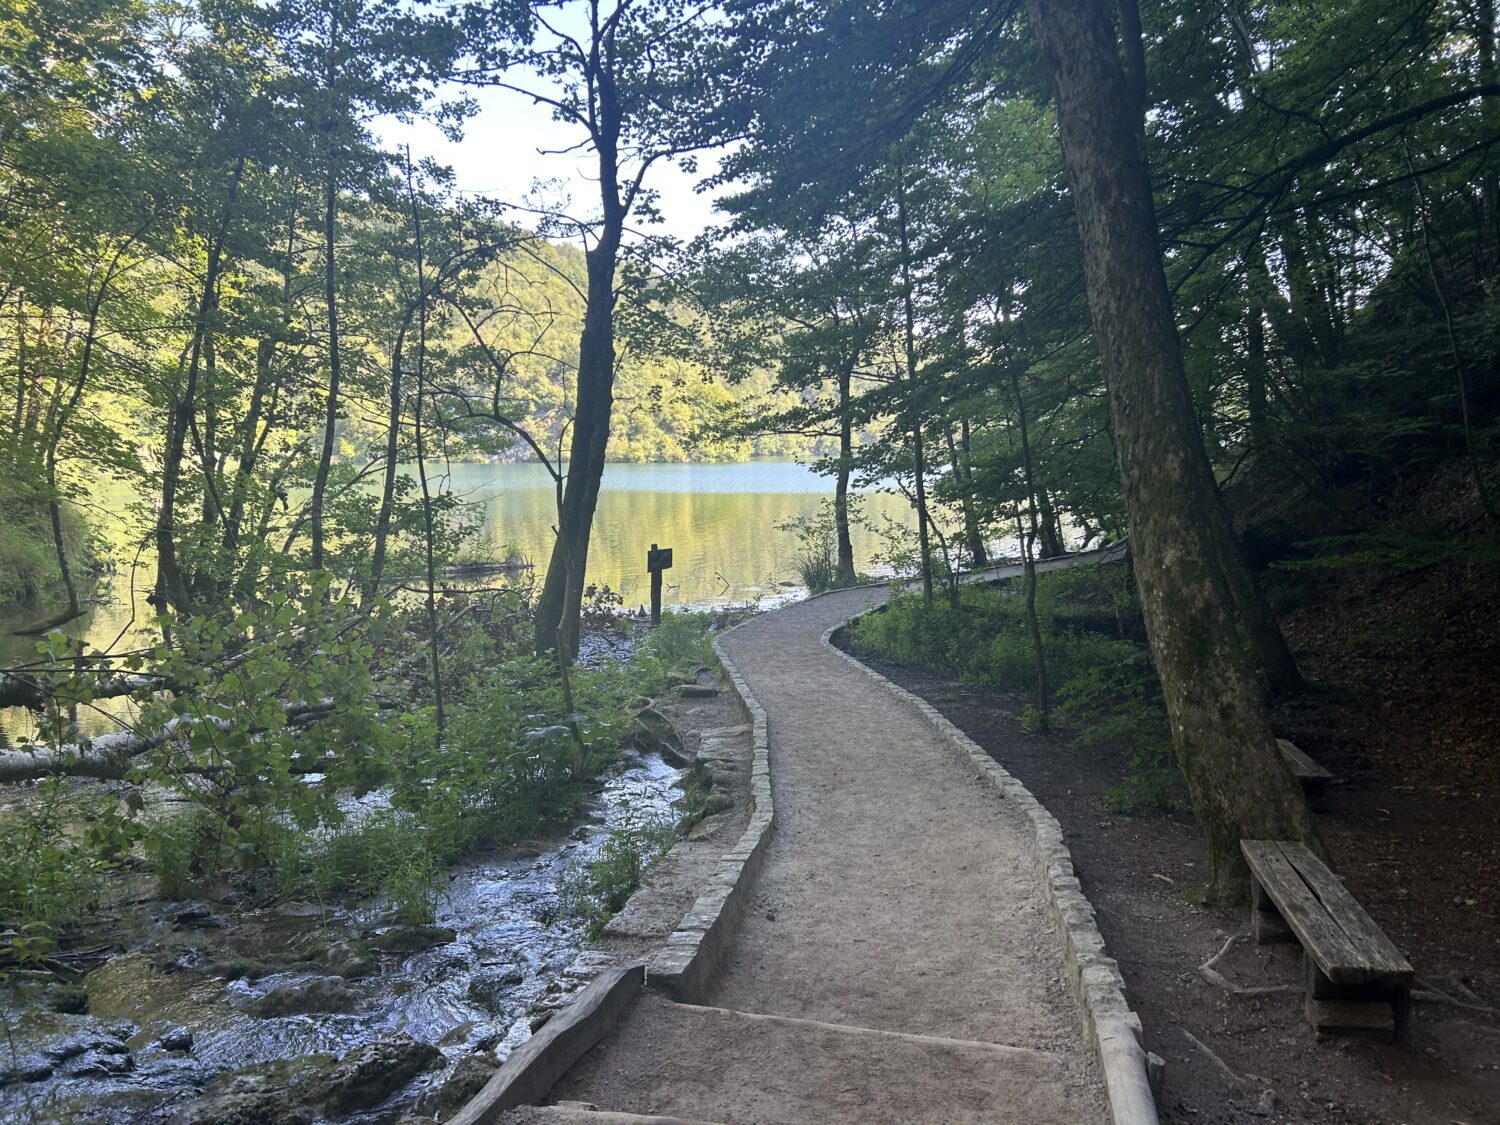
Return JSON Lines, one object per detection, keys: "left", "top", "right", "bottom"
{"left": 560, "top": 822, "right": 677, "bottom": 938}
{"left": 847, "top": 572, "right": 1181, "bottom": 813}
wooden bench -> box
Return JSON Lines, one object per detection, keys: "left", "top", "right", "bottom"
{"left": 1241, "top": 840, "right": 1413, "bottom": 1041}
{"left": 1276, "top": 738, "right": 1334, "bottom": 800}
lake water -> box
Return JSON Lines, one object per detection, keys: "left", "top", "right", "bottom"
{"left": 0, "top": 460, "right": 911, "bottom": 741}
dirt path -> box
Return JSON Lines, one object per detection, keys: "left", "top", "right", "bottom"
{"left": 514, "top": 585, "right": 1109, "bottom": 1124}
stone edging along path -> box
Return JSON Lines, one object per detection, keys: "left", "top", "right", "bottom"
{"left": 644, "top": 628, "right": 775, "bottom": 997}
{"left": 449, "top": 621, "right": 775, "bottom": 1124}
{"left": 455, "top": 567, "right": 1158, "bottom": 1125}
{"left": 819, "top": 614, "right": 1161, "bottom": 1125}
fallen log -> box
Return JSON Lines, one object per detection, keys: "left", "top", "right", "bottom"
{"left": 0, "top": 698, "right": 354, "bottom": 784}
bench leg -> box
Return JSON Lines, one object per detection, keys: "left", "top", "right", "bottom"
{"left": 1303, "top": 955, "right": 1407, "bottom": 1043}
{"left": 1250, "top": 875, "right": 1295, "bottom": 943}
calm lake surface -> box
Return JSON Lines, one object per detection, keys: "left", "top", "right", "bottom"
{"left": 0, "top": 460, "right": 910, "bottom": 741}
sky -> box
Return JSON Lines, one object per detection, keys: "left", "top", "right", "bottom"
{"left": 377, "top": 85, "right": 733, "bottom": 245}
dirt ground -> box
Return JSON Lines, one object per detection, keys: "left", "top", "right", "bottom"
{"left": 845, "top": 636, "right": 1500, "bottom": 1125}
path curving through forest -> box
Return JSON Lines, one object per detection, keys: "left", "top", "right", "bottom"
{"left": 504, "top": 569, "right": 1121, "bottom": 1125}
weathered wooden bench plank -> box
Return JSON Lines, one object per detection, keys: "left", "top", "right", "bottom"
{"left": 1278, "top": 842, "right": 1411, "bottom": 984}
{"left": 1276, "top": 739, "right": 1333, "bottom": 798}
{"left": 1241, "top": 840, "right": 1413, "bottom": 1041}
{"left": 1241, "top": 841, "right": 1368, "bottom": 980}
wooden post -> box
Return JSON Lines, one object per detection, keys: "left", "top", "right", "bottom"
{"left": 646, "top": 543, "right": 673, "bottom": 626}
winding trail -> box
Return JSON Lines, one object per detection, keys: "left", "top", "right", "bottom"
{"left": 506, "top": 574, "right": 1113, "bottom": 1125}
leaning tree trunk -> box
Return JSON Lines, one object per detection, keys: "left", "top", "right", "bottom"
{"left": 1028, "top": 0, "right": 1319, "bottom": 901}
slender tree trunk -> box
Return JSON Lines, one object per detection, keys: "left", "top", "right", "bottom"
{"left": 1010, "top": 367, "right": 1050, "bottom": 727}
{"left": 157, "top": 160, "right": 243, "bottom": 614}
{"left": 406, "top": 159, "right": 444, "bottom": 736}
{"left": 1246, "top": 258, "right": 1270, "bottom": 450}
{"left": 535, "top": 73, "right": 625, "bottom": 659}
{"left": 957, "top": 417, "right": 988, "bottom": 565}
{"left": 1481, "top": 0, "right": 1500, "bottom": 254}
{"left": 1037, "top": 486, "right": 1064, "bottom": 557}
{"left": 834, "top": 357, "right": 857, "bottom": 584}
{"left": 367, "top": 313, "right": 410, "bottom": 606}
{"left": 945, "top": 425, "right": 987, "bottom": 569}
{"left": 1028, "top": 0, "right": 1318, "bottom": 901}
{"left": 11, "top": 294, "right": 26, "bottom": 450}
{"left": 895, "top": 174, "right": 934, "bottom": 609}
{"left": 310, "top": 167, "right": 342, "bottom": 575}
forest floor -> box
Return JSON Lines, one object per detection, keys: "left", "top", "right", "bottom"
{"left": 850, "top": 547, "right": 1500, "bottom": 1125}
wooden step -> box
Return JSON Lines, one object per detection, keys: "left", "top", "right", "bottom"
{"left": 544, "top": 995, "right": 1100, "bottom": 1125}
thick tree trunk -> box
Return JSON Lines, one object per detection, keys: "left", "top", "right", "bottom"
{"left": 834, "top": 358, "right": 857, "bottom": 584}
{"left": 1028, "top": 0, "right": 1319, "bottom": 901}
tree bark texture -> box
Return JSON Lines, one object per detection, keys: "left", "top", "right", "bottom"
{"left": 534, "top": 69, "right": 625, "bottom": 658}
{"left": 1028, "top": 0, "right": 1318, "bottom": 900}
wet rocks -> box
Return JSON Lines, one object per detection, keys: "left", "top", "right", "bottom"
{"left": 319, "top": 939, "right": 378, "bottom": 979}
{"left": 368, "top": 924, "right": 457, "bottom": 954}
{"left": 435, "top": 1053, "right": 499, "bottom": 1117}
{"left": 45, "top": 983, "right": 89, "bottom": 1014}
{"left": 299, "top": 1034, "right": 443, "bottom": 1116}
{"left": 173, "top": 1035, "right": 441, "bottom": 1123}
{"left": 249, "top": 975, "right": 361, "bottom": 1017}
{"left": 0, "top": 1053, "right": 56, "bottom": 1085}
{"left": 630, "top": 703, "right": 687, "bottom": 764}
{"left": 157, "top": 1025, "right": 194, "bottom": 1052}
{"left": 466, "top": 966, "right": 525, "bottom": 1008}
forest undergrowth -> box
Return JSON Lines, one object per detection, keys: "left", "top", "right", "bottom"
{"left": 0, "top": 590, "right": 718, "bottom": 967}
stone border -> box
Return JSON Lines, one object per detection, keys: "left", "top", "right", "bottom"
{"left": 646, "top": 622, "right": 774, "bottom": 998}
{"left": 447, "top": 966, "right": 645, "bottom": 1125}
{"left": 822, "top": 615, "right": 1161, "bottom": 1125}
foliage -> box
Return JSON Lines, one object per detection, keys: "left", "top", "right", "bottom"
{"left": 0, "top": 779, "right": 140, "bottom": 960}
{"left": 776, "top": 499, "right": 870, "bottom": 593}
{"left": 846, "top": 570, "right": 1179, "bottom": 812}
{"left": 560, "top": 821, "right": 678, "bottom": 939}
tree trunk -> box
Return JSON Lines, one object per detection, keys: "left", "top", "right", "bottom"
{"left": 958, "top": 417, "right": 988, "bottom": 566}
{"left": 367, "top": 312, "right": 410, "bottom": 606}
{"left": 895, "top": 174, "right": 934, "bottom": 609}
{"left": 1481, "top": 0, "right": 1500, "bottom": 254}
{"left": 834, "top": 356, "right": 857, "bottom": 584}
{"left": 1010, "top": 366, "right": 1050, "bottom": 727}
{"left": 156, "top": 159, "right": 243, "bottom": 614}
{"left": 310, "top": 168, "right": 342, "bottom": 575}
{"left": 406, "top": 161, "right": 445, "bottom": 736}
{"left": 1028, "top": 0, "right": 1319, "bottom": 901}
{"left": 535, "top": 69, "right": 627, "bottom": 659}
{"left": 946, "top": 424, "right": 987, "bottom": 569}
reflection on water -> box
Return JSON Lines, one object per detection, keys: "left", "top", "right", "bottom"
{"left": 0, "top": 460, "right": 912, "bottom": 742}
{"left": 444, "top": 460, "right": 909, "bottom": 611}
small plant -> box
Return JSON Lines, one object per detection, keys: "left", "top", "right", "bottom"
{"left": 560, "top": 822, "right": 678, "bottom": 938}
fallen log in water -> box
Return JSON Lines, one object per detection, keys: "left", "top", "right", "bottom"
{"left": 0, "top": 699, "right": 350, "bottom": 784}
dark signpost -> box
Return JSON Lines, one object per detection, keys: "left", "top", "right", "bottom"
{"left": 647, "top": 543, "right": 673, "bottom": 626}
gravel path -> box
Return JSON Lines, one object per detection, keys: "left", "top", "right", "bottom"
{"left": 533, "top": 586, "right": 1109, "bottom": 1124}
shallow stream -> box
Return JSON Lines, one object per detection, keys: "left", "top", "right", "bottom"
{"left": 0, "top": 750, "right": 681, "bottom": 1123}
